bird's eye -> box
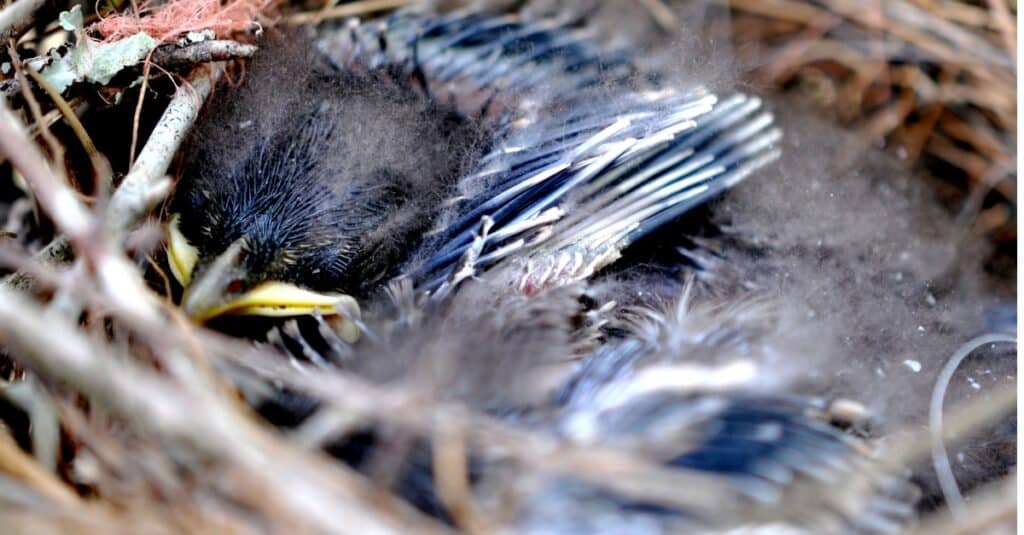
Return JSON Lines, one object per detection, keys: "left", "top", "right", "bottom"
{"left": 225, "top": 279, "right": 244, "bottom": 295}
{"left": 167, "top": 214, "right": 199, "bottom": 286}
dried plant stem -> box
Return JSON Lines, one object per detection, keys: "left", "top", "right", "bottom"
{"left": 928, "top": 334, "right": 1016, "bottom": 520}
{"left": 8, "top": 43, "right": 65, "bottom": 178}
{"left": 0, "top": 0, "right": 46, "bottom": 41}
{"left": 129, "top": 53, "right": 155, "bottom": 171}
{"left": 22, "top": 66, "right": 112, "bottom": 193}
{"left": 286, "top": 0, "right": 416, "bottom": 25}
{"left": 0, "top": 287, "right": 451, "bottom": 535}
{"left": 0, "top": 100, "right": 92, "bottom": 241}
{"left": 23, "top": 69, "right": 98, "bottom": 161}
{"left": 0, "top": 431, "right": 79, "bottom": 507}
{"left": 0, "top": 92, "right": 161, "bottom": 324}
{"left": 150, "top": 40, "right": 258, "bottom": 69}
{"left": 985, "top": 0, "right": 1016, "bottom": 58}
{"left": 212, "top": 339, "right": 744, "bottom": 519}
{"left": 636, "top": 0, "right": 678, "bottom": 32}
{"left": 432, "top": 416, "right": 484, "bottom": 533}
{"left": 109, "top": 65, "right": 215, "bottom": 236}
{"left": 913, "top": 473, "right": 1016, "bottom": 535}
{"left": 2, "top": 65, "right": 215, "bottom": 292}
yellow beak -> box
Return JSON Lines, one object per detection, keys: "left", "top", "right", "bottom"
{"left": 167, "top": 214, "right": 361, "bottom": 343}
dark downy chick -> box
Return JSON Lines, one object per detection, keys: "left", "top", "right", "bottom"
{"left": 170, "top": 50, "right": 486, "bottom": 326}
{"left": 168, "top": 7, "right": 922, "bottom": 534}
{"left": 169, "top": 9, "right": 780, "bottom": 333}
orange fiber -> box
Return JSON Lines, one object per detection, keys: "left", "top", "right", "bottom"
{"left": 92, "top": 0, "right": 278, "bottom": 43}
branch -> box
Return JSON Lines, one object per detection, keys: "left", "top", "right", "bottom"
{"left": 107, "top": 65, "right": 215, "bottom": 236}
{"left": 150, "top": 40, "right": 258, "bottom": 70}
{"left": 0, "top": 92, "right": 161, "bottom": 321}
{"left": 0, "top": 287, "right": 451, "bottom": 535}
{"left": 210, "top": 335, "right": 745, "bottom": 519}
{"left": 286, "top": 0, "right": 415, "bottom": 25}
{"left": 0, "top": 97, "right": 92, "bottom": 241}
{"left": 0, "top": 431, "right": 79, "bottom": 507}
{"left": 0, "top": 0, "right": 46, "bottom": 41}
{"left": 2, "top": 65, "right": 215, "bottom": 293}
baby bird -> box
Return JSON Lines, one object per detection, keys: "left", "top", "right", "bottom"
{"left": 168, "top": 7, "right": 918, "bottom": 533}
{"left": 167, "top": 9, "right": 780, "bottom": 334}
{"left": 170, "top": 64, "right": 484, "bottom": 331}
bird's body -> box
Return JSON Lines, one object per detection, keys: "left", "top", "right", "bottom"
{"left": 168, "top": 8, "right": 922, "bottom": 533}
{"left": 170, "top": 9, "right": 780, "bottom": 319}
{"left": 173, "top": 61, "right": 488, "bottom": 307}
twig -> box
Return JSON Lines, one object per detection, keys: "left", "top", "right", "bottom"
{"left": 636, "top": 0, "right": 678, "bottom": 33}
{"left": 210, "top": 337, "right": 745, "bottom": 519}
{"left": 432, "top": 415, "right": 484, "bottom": 534}
{"left": 928, "top": 333, "right": 1016, "bottom": 520}
{"left": 129, "top": 52, "right": 155, "bottom": 171}
{"left": 107, "top": 65, "right": 214, "bottom": 236}
{"left": 2, "top": 66, "right": 215, "bottom": 291}
{"left": 0, "top": 98, "right": 91, "bottom": 242}
{"left": 0, "top": 287, "right": 452, "bottom": 535}
{"left": 0, "top": 431, "right": 80, "bottom": 507}
{"left": 0, "top": 91, "right": 160, "bottom": 321}
{"left": 1, "top": 237, "right": 73, "bottom": 290}
{"left": 0, "top": 0, "right": 46, "bottom": 41}
{"left": 985, "top": 0, "right": 1016, "bottom": 59}
{"left": 8, "top": 43, "right": 65, "bottom": 181}
{"left": 286, "top": 0, "right": 415, "bottom": 25}
{"left": 874, "top": 381, "right": 1017, "bottom": 481}
{"left": 913, "top": 473, "right": 1016, "bottom": 535}
{"left": 150, "top": 40, "right": 258, "bottom": 70}
{"left": 22, "top": 66, "right": 112, "bottom": 194}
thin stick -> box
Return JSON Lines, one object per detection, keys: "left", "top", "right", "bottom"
{"left": 22, "top": 65, "right": 112, "bottom": 194}
{"left": 432, "top": 415, "right": 484, "bottom": 534}
{"left": 929, "top": 333, "right": 1016, "bottom": 520}
{"left": 913, "top": 474, "right": 1016, "bottom": 535}
{"left": 636, "top": 0, "right": 678, "bottom": 32}
{"left": 286, "top": 0, "right": 415, "bottom": 25}
{"left": 23, "top": 69, "right": 99, "bottom": 160}
{"left": 129, "top": 52, "right": 155, "bottom": 170}
{"left": 107, "top": 65, "right": 214, "bottom": 236}
{"left": 0, "top": 96, "right": 91, "bottom": 241}
{"left": 985, "top": 0, "right": 1016, "bottom": 59}
{"left": 0, "top": 287, "right": 452, "bottom": 535}
{"left": 8, "top": 43, "right": 64, "bottom": 176}
{"left": 1, "top": 66, "right": 214, "bottom": 292}
{"left": 150, "top": 40, "right": 258, "bottom": 69}
{"left": 210, "top": 338, "right": 744, "bottom": 519}
{"left": 0, "top": 0, "right": 46, "bottom": 41}
{"left": 0, "top": 431, "right": 80, "bottom": 507}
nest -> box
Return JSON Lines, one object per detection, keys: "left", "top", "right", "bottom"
{"left": 0, "top": 0, "right": 1016, "bottom": 533}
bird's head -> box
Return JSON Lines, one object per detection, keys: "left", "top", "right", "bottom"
{"left": 167, "top": 211, "right": 358, "bottom": 332}
{"left": 166, "top": 109, "right": 369, "bottom": 343}
{"left": 165, "top": 54, "right": 486, "bottom": 340}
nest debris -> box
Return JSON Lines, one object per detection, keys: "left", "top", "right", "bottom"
{"left": 0, "top": 0, "right": 1016, "bottom": 533}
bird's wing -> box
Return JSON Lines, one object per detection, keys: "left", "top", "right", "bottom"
{"left": 318, "top": 11, "right": 781, "bottom": 297}
{"left": 547, "top": 393, "right": 918, "bottom": 533}
{"left": 551, "top": 342, "right": 918, "bottom": 534}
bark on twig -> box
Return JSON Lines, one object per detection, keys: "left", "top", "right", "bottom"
{"left": 286, "top": 0, "right": 415, "bottom": 25}
{"left": 108, "top": 65, "right": 215, "bottom": 236}
{"left": 2, "top": 237, "right": 72, "bottom": 291}
{"left": 211, "top": 337, "right": 745, "bottom": 519}
{"left": 150, "top": 40, "right": 258, "bottom": 70}
{"left": 0, "top": 432, "right": 79, "bottom": 507}
{"left": 0, "top": 287, "right": 452, "bottom": 535}
{"left": 3, "top": 65, "right": 215, "bottom": 291}
{"left": 0, "top": 0, "right": 46, "bottom": 41}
